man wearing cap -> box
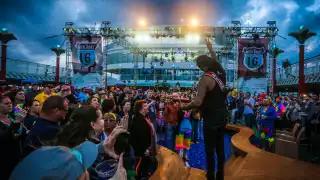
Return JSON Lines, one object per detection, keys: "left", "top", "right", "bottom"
{"left": 181, "top": 38, "right": 227, "bottom": 180}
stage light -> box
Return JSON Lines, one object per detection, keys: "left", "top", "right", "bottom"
{"left": 1, "top": 28, "right": 8, "bottom": 32}
{"left": 139, "top": 20, "right": 146, "bottom": 26}
{"left": 57, "top": 45, "right": 60, "bottom": 48}
{"left": 190, "top": 18, "right": 198, "bottom": 26}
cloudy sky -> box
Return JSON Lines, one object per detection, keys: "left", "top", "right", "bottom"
{"left": 0, "top": 0, "right": 319, "bottom": 67}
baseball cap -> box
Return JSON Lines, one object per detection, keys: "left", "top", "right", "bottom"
{"left": 10, "top": 141, "right": 98, "bottom": 180}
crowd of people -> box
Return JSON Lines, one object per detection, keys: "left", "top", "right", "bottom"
{"left": 0, "top": 83, "right": 203, "bottom": 180}
{"left": 227, "top": 90, "right": 320, "bottom": 151}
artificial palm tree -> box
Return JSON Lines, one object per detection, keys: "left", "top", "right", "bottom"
{"left": 271, "top": 47, "right": 284, "bottom": 95}
{"left": 0, "top": 29, "right": 17, "bottom": 81}
{"left": 288, "top": 27, "right": 317, "bottom": 94}
{"left": 51, "top": 46, "right": 66, "bottom": 85}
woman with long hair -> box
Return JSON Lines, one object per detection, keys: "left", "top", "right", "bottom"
{"left": 56, "top": 105, "right": 104, "bottom": 147}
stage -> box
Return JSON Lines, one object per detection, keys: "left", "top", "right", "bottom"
{"left": 150, "top": 124, "right": 320, "bottom": 180}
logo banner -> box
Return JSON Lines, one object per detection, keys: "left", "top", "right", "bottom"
{"left": 237, "top": 38, "right": 269, "bottom": 93}
{"left": 71, "top": 37, "right": 103, "bottom": 74}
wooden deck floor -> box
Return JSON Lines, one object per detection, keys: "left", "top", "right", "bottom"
{"left": 150, "top": 124, "right": 320, "bottom": 180}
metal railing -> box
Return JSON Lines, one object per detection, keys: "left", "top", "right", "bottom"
{"left": 6, "top": 58, "right": 67, "bottom": 77}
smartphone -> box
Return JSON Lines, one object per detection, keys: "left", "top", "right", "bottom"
{"left": 14, "top": 104, "right": 24, "bottom": 116}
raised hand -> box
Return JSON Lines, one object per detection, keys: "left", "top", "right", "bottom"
{"left": 103, "top": 126, "right": 128, "bottom": 159}
{"left": 119, "top": 115, "right": 129, "bottom": 130}
{"left": 205, "top": 37, "right": 217, "bottom": 59}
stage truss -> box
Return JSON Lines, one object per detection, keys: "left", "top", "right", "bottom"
{"left": 63, "top": 21, "right": 278, "bottom": 90}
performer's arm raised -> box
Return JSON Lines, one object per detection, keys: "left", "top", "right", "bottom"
{"left": 205, "top": 37, "right": 217, "bottom": 59}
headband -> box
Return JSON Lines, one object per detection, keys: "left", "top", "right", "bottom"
{"left": 103, "top": 112, "right": 117, "bottom": 121}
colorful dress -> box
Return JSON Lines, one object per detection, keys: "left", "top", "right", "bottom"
{"left": 275, "top": 103, "right": 286, "bottom": 119}
{"left": 256, "top": 106, "right": 277, "bottom": 143}
{"left": 175, "top": 112, "right": 192, "bottom": 150}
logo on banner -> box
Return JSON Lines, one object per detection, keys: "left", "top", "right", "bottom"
{"left": 77, "top": 43, "right": 97, "bottom": 67}
{"left": 243, "top": 47, "right": 265, "bottom": 71}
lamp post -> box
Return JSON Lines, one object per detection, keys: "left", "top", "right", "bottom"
{"left": 271, "top": 47, "right": 284, "bottom": 95}
{"left": 0, "top": 29, "right": 17, "bottom": 81}
{"left": 288, "top": 27, "right": 316, "bottom": 94}
{"left": 51, "top": 46, "right": 65, "bottom": 85}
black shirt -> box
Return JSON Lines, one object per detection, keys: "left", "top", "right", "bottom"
{"left": 22, "top": 118, "right": 60, "bottom": 158}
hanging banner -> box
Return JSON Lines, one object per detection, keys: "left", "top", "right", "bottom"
{"left": 71, "top": 37, "right": 104, "bottom": 87}
{"left": 71, "top": 37, "right": 103, "bottom": 74}
{"left": 77, "top": 43, "right": 97, "bottom": 67}
{"left": 237, "top": 38, "right": 268, "bottom": 94}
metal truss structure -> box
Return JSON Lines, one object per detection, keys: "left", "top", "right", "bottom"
{"left": 63, "top": 21, "right": 278, "bottom": 90}
{"left": 222, "top": 20, "right": 278, "bottom": 89}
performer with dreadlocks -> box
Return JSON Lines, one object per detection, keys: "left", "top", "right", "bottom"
{"left": 181, "top": 38, "right": 228, "bottom": 180}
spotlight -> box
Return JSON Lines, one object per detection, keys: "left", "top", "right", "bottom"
{"left": 190, "top": 18, "right": 198, "bottom": 26}
{"left": 139, "top": 19, "right": 146, "bottom": 26}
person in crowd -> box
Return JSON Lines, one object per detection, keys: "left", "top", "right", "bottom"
{"left": 25, "top": 83, "right": 39, "bottom": 105}
{"left": 133, "top": 89, "right": 145, "bottom": 104}
{"left": 244, "top": 92, "right": 255, "bottom": 128}
{"left": 256, "top": 97, "right": 277, "bottom": 151}
{"left": 190, "top": 109, "right": 200, "bottom": 143}
{"left": 97, "top": 88, "right": 108, "bottom": 104}
{"left": 181, "top": 37, "right": 227, "bottom": 180}
{"left": 23, "top": 100, "right": 40, "bottom": 129}
{"left": 114, "top": 88, "right": 125, "bottom": 113}
{"left": 88, "top": 96, "right": 101, "bottom": 110}
{"left": 10, "top": 127, "right": 128, "bottom": 180}
{"left": 0, "top": 95, "right": 27, "bottom": 179}
{"left": 34, "top": 85, "right": 57, "bottom": 107}
{"left": 102, "top": 98, "right": 121, "bottom": 122}
{"left": 164, "top": 94, "right": 180, "bottom": 151}
{"left": 22, "top": 96, "right": 68, "bottom": 157}
{"left": 274, "top": 97, "right": 286, "bottom": 130}
{"left": 146, "top": 90, "right": 158, "bottom": 131}
{"left": 176, "top": 107, "right": 192, "bottom": 161}
{"left": 58, "top": 85, "right": 72, "bottom": 98}
{"left": 103, "top": 112, "right": 118, "bottom": 139}
{"left": 300, "top": 94, "right": 317, "bottom": 140}
{"left": 234, "top": 92, "right": 245, "bottom": 124}
{"left": 118, "top": 100, "right": 131, "bottom": 119}
{"left": 129, "top": 100, "right": 157, "bottom": 180}
{"left": 57, "top": 105, "right": 105, "bottom": 147}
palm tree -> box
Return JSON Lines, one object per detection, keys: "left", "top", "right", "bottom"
{"left": 51, "top": 46, "right": 66, "bottom": 85}
{"left": 0, "top": 29, "right": 17, "bottom": 81}
{"left": 271, "top": 47, "right": 284, "bottom": 96}
{"left": 288, "top": 27, "right": 317, "bottom": 94}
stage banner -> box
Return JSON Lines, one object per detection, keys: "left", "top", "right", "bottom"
{"left": 237, "top": 38, "right": 268, "bottom": 94}
{"left": 71, "top": 37, "right": 103, "bottom": 74}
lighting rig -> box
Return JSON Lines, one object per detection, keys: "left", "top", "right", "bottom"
{"left": 63, "top": 21, "right": 278, "bottom": 89}
{"left": 222, "top": 20, "right": 278, "bottom": 88}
